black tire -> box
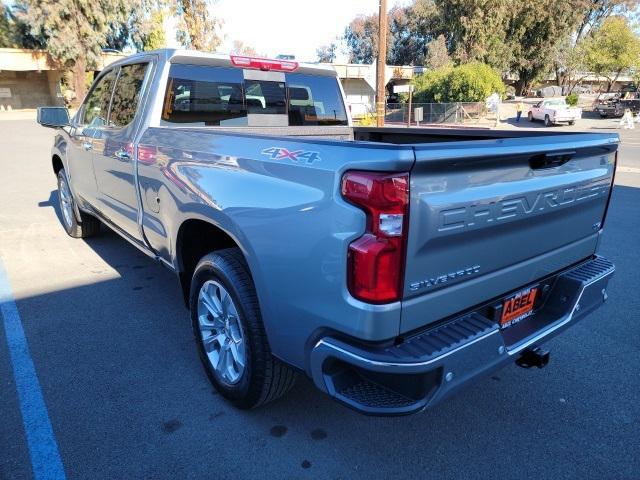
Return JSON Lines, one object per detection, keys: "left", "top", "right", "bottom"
{"left": 57, "top": 169, "right": 100, "bottom": 238}
{"left": 527, "top": 111, "right": 534, "bottom": 122}
{"left": 189, "top": 248, "right": 297, "bottom": 409}
{"left": 544, "top": 114, "right": 552, "bottom": 127}
{"left": 568, "top": 120, "right": 575, "bottom": 126}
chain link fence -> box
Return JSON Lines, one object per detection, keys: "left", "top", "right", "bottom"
{"left": 383, "top": 102, "right": 487, "bottom": 125}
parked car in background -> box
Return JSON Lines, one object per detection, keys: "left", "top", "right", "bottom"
{"left": 619, "top": 83, "right": 638, "bottom": 95}
{"left": 594, "top": 92, "right": 621, "bottom": 118}
{"left": 528, "top": 98, "right": 582, "bottom": 126}
{"left": 595, "top": 96, "right": 640, "bottom": 118}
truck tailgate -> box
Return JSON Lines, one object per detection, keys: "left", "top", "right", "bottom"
{"left": 401, "top": 133, "right": 617, "bottom": 334}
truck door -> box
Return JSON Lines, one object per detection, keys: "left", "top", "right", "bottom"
{"left": 92, "top": 62, "right": 150, "bottom": 241}
{"left": 67, "top": 69, "right": 117, "bottom": 206}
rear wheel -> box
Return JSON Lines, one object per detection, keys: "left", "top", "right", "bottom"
{"left": 57, "top": 169, "right": 100, "bottom": 238}
{"left": 190, "top": 248, "right": 297, "bottom": 409}
{"left": 544, "top": 115, "right": 552, "bottom": 127}
{"left": 527, "top": 111, "right": 533, "bottom": 122}
{"left": 568, "top": 120, "right": 575, "bottom": 126}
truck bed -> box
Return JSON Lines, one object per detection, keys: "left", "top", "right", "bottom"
{"left": 205, "top": 125, "right": 589, "bottom": 143}
{"left": 352, "top": 126, "right": 589, "bottom": 143}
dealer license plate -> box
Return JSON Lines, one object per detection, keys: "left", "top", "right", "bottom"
{"left": 500, "top": 286, "right": 538, "bottom": 328}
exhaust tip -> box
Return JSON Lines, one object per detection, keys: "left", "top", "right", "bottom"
{"left": 515, "top": 346, "right": 550, "bottom": 369}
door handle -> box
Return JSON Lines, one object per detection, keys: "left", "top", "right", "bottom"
{"left": 114, "top": 149, "right": 131, "bottom": 160}
{"left": 82, "top": 141, "right": 93, "bottom": 151}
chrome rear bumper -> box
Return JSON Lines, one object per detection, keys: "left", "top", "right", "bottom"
{"left": 309, "top": 256, "right": 615, "bottom": 415}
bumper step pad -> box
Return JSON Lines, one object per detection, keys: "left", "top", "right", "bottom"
{"left": 339, "top": 380, "right": 416, "bottom": 409}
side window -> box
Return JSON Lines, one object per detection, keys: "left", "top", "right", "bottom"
{"left": 81, "top": 70, "right": 117, "bottom": 127}
{"left": 162, "top": 64, "right": 247, "bottom": 126}
{"left": 109, "top": 63, "right": 149, "bottom": 128}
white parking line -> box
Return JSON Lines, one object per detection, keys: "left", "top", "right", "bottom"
{"left": 0, "top": 258, "right": 66, "bottom": 480}
{"left": 618, "top": 166, "right": 640, "bottom": 174}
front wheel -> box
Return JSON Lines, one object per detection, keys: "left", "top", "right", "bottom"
{"left": 57, "top": 169, "right": 100, "bottom": 238}
{"left": 190, "top": 248, "right": 297, "bottom": 409}
{"left": 544, "top": 115, "right": 552, "bottom": 127}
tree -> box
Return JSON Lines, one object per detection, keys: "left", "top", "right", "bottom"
{"left": 508, "top": 0, "right": 584, "bottom": 95}
{"left": 316, "top": 43, "right": 337, "bottom": 63}
{"left": 143, "top": 8, "right": 167, "bottom": 51}
{"left": 343, "top": 1, "right": 437, "bottom": 65}
{"left": 433, "top": 0, "right": 513, "bottom": 73}
{"left": 175, "top": 0, "right": 221, "bottom": 51}
{"left": 553, "top": 35, "right": 589, "bottom": 91}
{"left": 1, "top": 3, "right": 46, "bottom": 49}
{"left": 583, "top": 16, "right": 640, "bottom": 91}
{"left": 231, "top": 40, "right": 257, "bottom": 56}
{"left": 343, "top": 13, "right": 378, "bottom": 63}
{"left": 553, "top": 0, "right": 637, "bottom": 88}
{"left": 424, "top": 34, "right": 451, "bottom": 69}
{"left": 340, "top": 0, "right": 638, "bottom": 92}
{"left": 574, "top": 0, "right": 638, "bottom": 42}
{"left": 0, "top": 4, "right": 15, "bottom": 48}
{"left": 387, "top": 5, "right": 424, "bottom": 65}
{"left": 14, "top": 0, "right": 152, "bottom": 104}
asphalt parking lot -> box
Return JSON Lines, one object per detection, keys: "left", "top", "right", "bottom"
{"left": 1, "top": 116, "right": 639, "bottom": 480}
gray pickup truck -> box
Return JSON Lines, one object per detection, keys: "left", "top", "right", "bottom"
{"left": 37, "top": 49, "right": 617, "bottom": 415}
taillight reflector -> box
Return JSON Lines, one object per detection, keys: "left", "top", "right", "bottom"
{"left": 230, "top": 55, "right": 298, "bottom": 72}
{"left": 137, "top": 144, "right": 157, "bottom": 165}
{"left": 342, "top": 171, "right": 409, "bottom": 303}
{"left": 601, "top": 150, "right": 618, "bottom": 228}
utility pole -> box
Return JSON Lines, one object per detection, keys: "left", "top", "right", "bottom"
{"left": 376, "top": 0, "right": 387, "bottom": 127}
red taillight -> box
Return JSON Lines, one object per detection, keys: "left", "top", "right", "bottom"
{"left": 230, "top": 55, "right": 298, "bottom": 72}
{"left": 342, "top": 171, "right": 409, "bottom": 303}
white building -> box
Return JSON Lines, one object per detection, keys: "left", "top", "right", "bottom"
{"left": 329, "top": 63, "right": 421, "bottom": 117}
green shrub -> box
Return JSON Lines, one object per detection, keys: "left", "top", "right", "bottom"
{"left": 566, "top": 93, "right": 579, "bottom": 106}
{"left": 412, "top": 63, "right": 505, "bottom": 103}
{"left": 412, "top": 67, "right": 452, "bottom": 103}
{"left": 357, "top": 112, "right": 378, "bottom": 126}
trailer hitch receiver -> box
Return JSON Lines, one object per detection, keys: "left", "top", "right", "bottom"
{"left": 515, "top": 346, "right": 550, "bottom": 369}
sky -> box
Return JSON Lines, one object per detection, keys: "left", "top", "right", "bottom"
{"left": 167, "top": 0, "right": 411, "bottom": 62}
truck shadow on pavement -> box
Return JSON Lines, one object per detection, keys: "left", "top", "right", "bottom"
{"left": 20, "top": 186, "right": 638, "bottom": 479}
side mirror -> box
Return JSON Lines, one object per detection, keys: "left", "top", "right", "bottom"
{"left": 37, "top": 106, "right": 70, "bottom": 128}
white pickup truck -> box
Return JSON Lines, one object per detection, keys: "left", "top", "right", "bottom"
{"left": 528, "top": 98, "right": 582, "bottom": 126}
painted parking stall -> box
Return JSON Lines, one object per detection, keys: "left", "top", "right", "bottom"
{"left": 0, "top": 259, "right": 66, "bottom": 480}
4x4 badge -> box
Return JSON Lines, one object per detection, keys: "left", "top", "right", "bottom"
{"left": 261, "top": 147, "right": 321, "bottom": 164}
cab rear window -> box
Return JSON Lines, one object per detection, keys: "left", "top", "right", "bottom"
{"left": 161, "top": 64, "right": 348, "bottom": 126}
{"left": 161, "top": 65, "right": 246, "bottom": 126}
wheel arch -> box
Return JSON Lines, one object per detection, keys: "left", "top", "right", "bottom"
{"left": 174, "top": 218, "right": 253, "bottom": 307}
{"left": 52, "top": 154, "right": 63, "bottom": 175}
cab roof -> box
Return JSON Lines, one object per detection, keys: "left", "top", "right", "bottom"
{"left": 111, "top": 48, "right": 338, "bottom": 77}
